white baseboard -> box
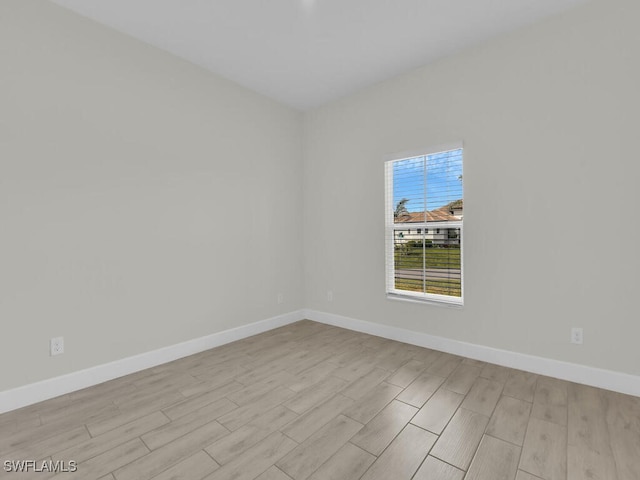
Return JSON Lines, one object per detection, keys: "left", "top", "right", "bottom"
{"left": 303, "top": 309, "right": 640, "bottom": 398}
{"left": 0, "top": 310, "right": 305, "bottom": 414}
{"left": 3, "top": 308, "right": 638, "bottom": 414}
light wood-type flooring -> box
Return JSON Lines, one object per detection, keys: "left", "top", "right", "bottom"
{"left": 1, "top": 320, "right": 639, "bottom": 480}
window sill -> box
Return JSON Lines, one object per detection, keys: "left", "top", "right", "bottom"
{"left": 386, "top": 293, "right": 464, "bottom": 308}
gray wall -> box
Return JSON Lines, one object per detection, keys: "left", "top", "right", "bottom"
{"left": 0, "top": 1, "right": 303, "bottom": 392}
{"left": 303, "top": 0, "right": 640, "bottom": 376}
{"left": 2, "top": 0, "right": 638, "bottom": 395}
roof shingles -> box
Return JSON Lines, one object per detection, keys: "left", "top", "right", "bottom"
{"left": 395, "top": 199, "right": 463, "bottom": 223}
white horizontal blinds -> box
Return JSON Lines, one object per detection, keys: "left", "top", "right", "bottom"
{"left": 391, "top": 156, "right": 427, "bottom": 294}
{"left": 386, "top": 148, "right": 463, "bottom": 303}
{"left": 423, "top": 149, "right": 462, "bottom": 298}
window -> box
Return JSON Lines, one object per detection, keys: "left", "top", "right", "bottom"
{"left": 385, "top": 145, "right": 463, "bottom": 305}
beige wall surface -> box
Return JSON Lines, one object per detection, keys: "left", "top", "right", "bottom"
{"left": 0, "top": 1, "right": 303, "bottom": 391}
{"left": 302, "top": 0, "right": 640, "bottom": 375}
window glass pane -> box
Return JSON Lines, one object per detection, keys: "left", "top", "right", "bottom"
{"left": 393, "top": 228, "right": 461, "bottom": 297}
{"left": 426, "top": 150, "right": 463, "bottom": 210}
{"left": 393, "top": 156, "right": 425, "bottom": 223}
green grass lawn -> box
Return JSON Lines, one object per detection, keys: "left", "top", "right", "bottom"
{"left": 394, "top": 246, "right": 461, "bottom": 296}
{"left": 394, "top": 246, "right": 461, "bottom": 269}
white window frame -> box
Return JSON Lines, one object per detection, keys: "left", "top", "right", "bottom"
{"left": 384, "top": 142, "right": 464, "bottom": 307}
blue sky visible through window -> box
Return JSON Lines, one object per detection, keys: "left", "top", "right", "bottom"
{"left": 393, "top": 149, "right": 463, "bottom": 212}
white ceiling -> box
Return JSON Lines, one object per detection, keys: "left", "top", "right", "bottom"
{"left": 50, "top": 0, "right": 590, "bottom": 110}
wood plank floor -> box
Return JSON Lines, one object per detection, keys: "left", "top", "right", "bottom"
{"left": 1, "top": 320, "right": 639, "bottom": 480}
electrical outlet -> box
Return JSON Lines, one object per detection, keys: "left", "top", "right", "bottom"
{"left": 50, "top": 337, "right": 64, "bottom": 356}
{"left": 277, "top": 293, "right": 284, "bottom": 304}
{"left": 571, "top": 327, "right": 583, "bottom": 345}
{"left": 327, "top": 290, "right": 333, "bottom": 302}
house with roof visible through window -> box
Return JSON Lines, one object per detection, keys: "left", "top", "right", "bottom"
{"left": 394, "top": 200, "right": 463, "bottom": 247}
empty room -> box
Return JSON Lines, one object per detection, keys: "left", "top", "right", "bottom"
{"left": 1, "top": 0, "right": 639, "bottom": 479}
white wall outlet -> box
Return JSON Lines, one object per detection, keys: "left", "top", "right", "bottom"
{"left": 277, "top": 293, "right": 284, "bottom": 304}
{"left": 571, "top": 327, "right": 583, "bottom": 345}
{"left": 327, "top": 290, "right": 333, "bottom": 302}
{"left": 50, "top": 337, "right": 64, "bottom": 356}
